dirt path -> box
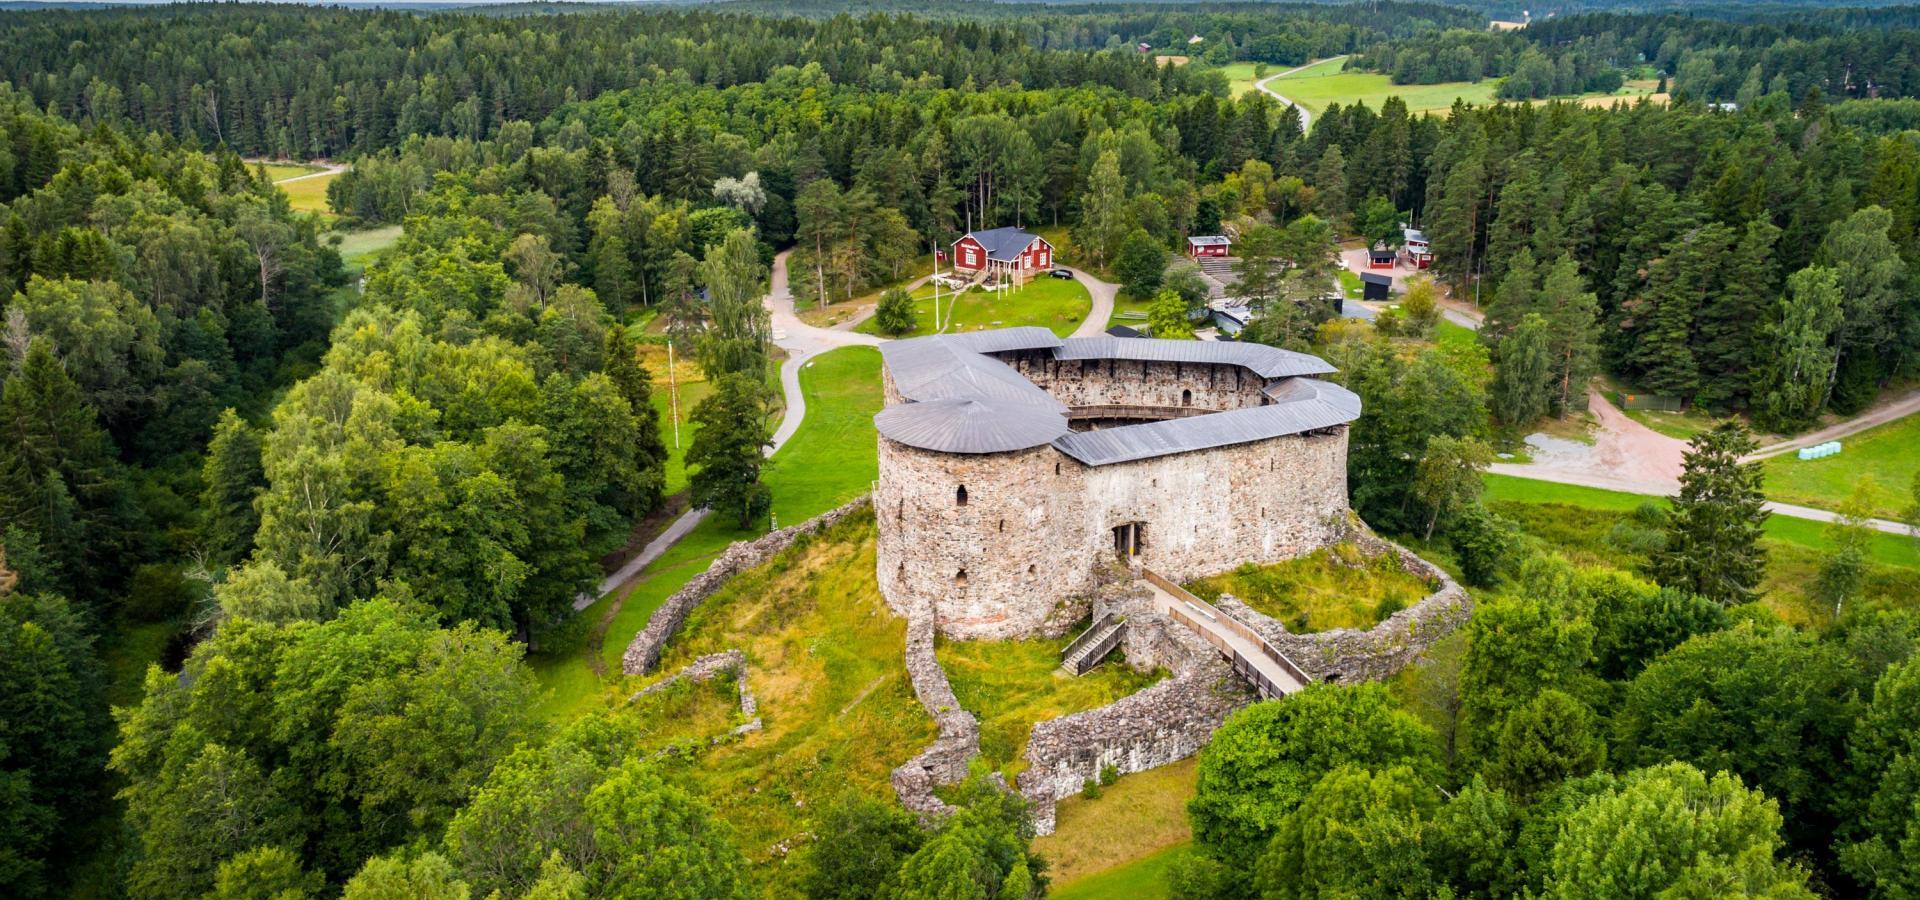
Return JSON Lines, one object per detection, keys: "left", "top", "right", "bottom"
{"left": 255, "top": 159, "right": 348, "bottom": 184}
{"left": 1747, "top": 386, "right": 1920, "bottom": 460}
{"left": 1254, "top": 56, "right": 1345, "bottom": 133}
{"left": 1489, "top": 389, "right": 1688, "bottom": 495}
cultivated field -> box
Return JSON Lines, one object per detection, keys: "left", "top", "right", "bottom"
{"left": 1261, "top": 57, "right": 1660, "bottom": 117}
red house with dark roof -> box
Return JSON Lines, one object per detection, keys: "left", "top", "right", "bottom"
{"left": 952, "top": 227, "right": 1052, "bottom": 285}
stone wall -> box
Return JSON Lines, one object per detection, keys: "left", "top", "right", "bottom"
{"left": 627, "top": 648, "right": 762, "bottom": 737}
{"left": 1015, "top": 610, "right": 1255, "bottom": 835}
{"left": 1213, "top": 530, "right": 1473, "bottom": 684}
{"left": 890, "top": 606, "right": 983, "bottom": 818}
{"left": 874, "top": 425, "right": 1349, "bottom": 640}
{"left": 621, "top": 498, "right": 870, "bottom": 676}
{"left": 994, "top": 352, "right": 1274, "bottom": 412}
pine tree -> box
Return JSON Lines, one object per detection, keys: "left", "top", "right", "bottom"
{"left": 1539, "top": 256, "right": 1602, "bottom": 414}
{"left": 1482, "top": 247, "right": 1538, "bottom": 342}
{"left": 1695, "top": 219, "right": 1780, "bottom": 409}
{"left": 1650, "top": 422, "right": 1769, "bottom": 607}
{"left": 687, "top": 374, "right": 773, "bottom": 530}
{"left": 1625, "top": 224, "right": 1731, "bottom": 399}
{"left": 1312, "top": 145, "right": 1348, "bottom": 223}
{"left": 201, "top": 409, "right": 266, "bottom": 565}
{"left": 601, "top": 327, "right": 667, "bottom": 511}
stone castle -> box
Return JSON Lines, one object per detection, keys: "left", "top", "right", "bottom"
{"left": 872, "top": 327, "right": 1363, "bottom": 639}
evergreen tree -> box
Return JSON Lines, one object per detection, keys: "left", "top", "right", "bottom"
{"left": 602, "top": 326, "right": 668, "bottom": 507}
{"left": 201, "top": 409, "right": 266, "bottom": 566}
{"left": 1695, "top": 219, "right": 1780, "bottom": 409}
{"left": 1482, "top": 247, "right": 1538, "bottom": 342}
{"left": 874, "top": 288, "right": 917, "bottom": 337}
{"left": 1313, "top": 145, "right": 1348, "bottom": 223}
{"left": 1539, "top": 256, "right": 1601, "bottom": 414}
{"left": 687, "top": 374, "right": 773, "bottom": 529}
{"left": 1650, "top": 422, "right": 1769, "bottom": 607}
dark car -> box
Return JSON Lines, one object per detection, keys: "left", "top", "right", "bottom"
{"left": 1050, "top": 267, "right": 1074, "bottom": 279}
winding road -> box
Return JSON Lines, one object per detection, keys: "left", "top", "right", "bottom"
{"left": 1254, "top": 56, "right": 1345, "bottom": 133}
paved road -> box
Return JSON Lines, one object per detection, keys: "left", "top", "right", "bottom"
{"left": 1142, "top": 573, "right": 1306, "bottom": 697}
{"left": 1254, "top": 56, "right": 1346, "bottom": 133}
{"left": 765, "top": 250, "right": 884, "bottom": 449}
{"left": 1069, "top": 268, "right": 1120, "bottom": 338}
{"left": 576, "top": 507, "right": 712, "bottom": 610}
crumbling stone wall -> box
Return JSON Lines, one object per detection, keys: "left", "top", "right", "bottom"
{"left": 1213, "top": 530, "right": 1472, "bottom": 684}
{"left": 874, "top": 427, "right": 1349, "bottom": 640}
{"left": 993, "top": 352, "right": 1275, "bottom": 411}
{"left": 628, "top": 648, "right": 762, "bottom": 737}
{"left": 890, "top": 606, "right": 982, "bottom": 818}
{"left": 1016, "top": 612, "right": 1254, "bottom": 835}
{"left": 622, "top": 498, "right": 869, "bottom": 676}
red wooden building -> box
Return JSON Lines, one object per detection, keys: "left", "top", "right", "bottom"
{"left": 1367, "top": 247, "right": 1397, "bottom": 269}
{"left": 952, "top": 227, "right": 1053, "bottom": 284}
{"left": 1187, "top": 235, "right": 1231, "bottom": 258}
{"left": 1399, "top": 227, "right": 1433, "bottom": 269}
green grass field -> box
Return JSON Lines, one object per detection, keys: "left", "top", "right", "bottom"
{"left": 937, "top": 637, "right": 1160, "bottom": 777}
{"left": 1051, "top": 842, "right": 1192, "bottom": 900}
{"left": 1484, "top": 472, "right": 1920, "bottom": 627}
{"left": 328, "top": 224, "right": 403, "bottom": 274}
{"left": 1185, "top": 543, "right": 1436, "bottom": 633}
{"left": 1762, "top": 414, "right": 1920, "bottom": 520}
{"left": 631, "top": 511, "right": 936, "bottom": 890}
{"left": 1267, "top": 56, "right": 1656, "bottom": 117}
{"left": 257, "top": 162, "right": 321, "bottom": 182}
{"left": 857, "top": 277, "right": 1090, "bottom": 338}
{"left": 1037, "top": 756, "right": 1199, "bottom": 892}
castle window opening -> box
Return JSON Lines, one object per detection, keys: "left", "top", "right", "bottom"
{"left": 1182, "top": 389, "right": 1192, "bottom": 407}
{"left": 955, "top": 569, "right": 968, "bottom": 587}
{"left": 998, "top": 519, "right": 1005, "bottom": 533}
{"left": 956, "top": 485, "right": 968, "bottom": 507}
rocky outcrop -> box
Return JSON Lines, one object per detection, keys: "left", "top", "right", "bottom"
{"left": 1213, "top": 530, "right": 1472, "bottom": 684}
{"left": 621, "top": 498, "right": 869, "bottom": 676}
{"left": 628, "top": 648, "right": 762, "bottom": 736}
{"left": 1016, "top": 610, "right": 1255, "bottom": 835}
{"left": 890, "top": 607, "right": 982, "bottom": 819}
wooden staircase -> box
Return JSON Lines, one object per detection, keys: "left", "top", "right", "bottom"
{"left": 1059, "top": 613, "right": 1127, "bottom": 676}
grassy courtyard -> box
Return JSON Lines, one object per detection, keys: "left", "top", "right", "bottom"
{"left": 856, "top": 277, "right": 1090, "bottom": 338}
{"left": 1184, "top": 543, "right": 1437, "bottom": 633}
{"left": 1761, "top": 413, "right": 1920, "bottom": 519}
{"left": 937, "top": 636, "right": 1161, "bottom": 777}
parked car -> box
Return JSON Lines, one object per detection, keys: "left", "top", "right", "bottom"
{"left": 1050, "top": 267, "right": 1074, "bottom": 279}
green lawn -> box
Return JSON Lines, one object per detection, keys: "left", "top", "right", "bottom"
{"left": 1269, "top": 56, "right": 1655, "bottom": 117}
{"left": 1434, "top": 318, "right": 1478, "bottom": 354}
{"left": 858, "top": 277, "right": 1090, "bottom": 338}
{"left": 1216, "top": 61, "right": 1267, "bottom": 97}
{"left": 1107, "top": 293, "right": 1155, "bottom": 329}
{"left": 1336, "top": 269, "right": 1362, "bottom": 301}
{"left": 1761, "top": 414, "right": 1920, "bottom": 519}
{"left": 937, "top": 637, "right": 1160, "bottom": 777}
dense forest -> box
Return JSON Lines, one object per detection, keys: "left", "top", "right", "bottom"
{"left": 5, "top": 1, "right": 1920, "bottom": 898}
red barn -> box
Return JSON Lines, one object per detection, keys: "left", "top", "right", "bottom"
{"left": 1367, "top": 247, "right": 1397, "bottom": 269}
{"left": 952, "top": 227, "right": 1053, "bottom": 285}
{"left": 1187, "top": 235, "right": 1231, "bottom": 258}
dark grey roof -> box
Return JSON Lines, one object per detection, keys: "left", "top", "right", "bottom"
{"left": 959, "top": 226, "right": 1046, "bottom": 262}
{"left": 1106, "top": 325, "right": 1145, "bottom": 338}
{"left": 1368, "top": 247, "right": 1397, "bottom": 260}
{"left": 875, "top": 328, "right": 1358, "bottom": 461}
{"left": 1360, "top": 272, "right": 1393, "bottom": 285}
{"left": 879, "top": 335, "right": 1068, "bottom": 412}
{"left": 1055, "top": 379, "right": 1360, "bottom": 466}
{"left": 876, "top": 397, "right": 1069, "bottom": 454}
{"left": 1053, "top": 337, "right": 1335, "bottom": 378}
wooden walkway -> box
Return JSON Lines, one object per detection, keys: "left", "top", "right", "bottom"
{"left": 1140, "top": 570, "right": 1310, "bottom": 699}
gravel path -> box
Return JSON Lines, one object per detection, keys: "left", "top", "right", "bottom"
{"left": 1254, "top": 56, "right": 1345, "bottom": 133}
{"left": 1068, "top": 268, "right": 1120, "bottom": 338}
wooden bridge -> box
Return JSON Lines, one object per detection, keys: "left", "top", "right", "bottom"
{"left": 1140, "top": 570, "right": 1311, "bottom": 699}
